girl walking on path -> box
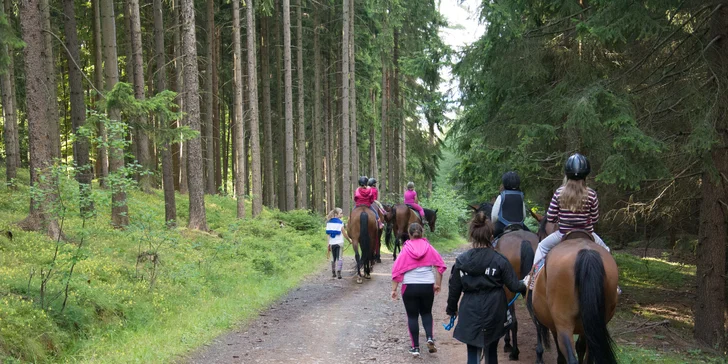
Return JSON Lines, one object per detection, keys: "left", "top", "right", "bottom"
{"left": 326, "top": 208, "right": 351, "bottom": 279}
{"left": 391, "top": 223, "right": 447, "bottom": 357}
{"left": 446, "top": 212, "right": 527, "bottom": 364}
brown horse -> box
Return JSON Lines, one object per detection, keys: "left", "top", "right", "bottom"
{"left": 495, "top": 228, "right": 539, "bottom": 360}
{"left": 385, "top": 204, "right": 421, "bottom": 260}
{"left": 528, "top": 217, "right": 619, "bottom": 364}
{"left": 347, "top": 206, "right": 379, "bottom": 284}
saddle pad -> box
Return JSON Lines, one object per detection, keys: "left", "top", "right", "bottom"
{"left": 529, "top": 259, "right": 545, "bottom": 291}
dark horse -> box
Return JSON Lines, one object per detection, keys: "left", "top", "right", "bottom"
{"left": 474, "top": 202, "right": 539, "bottom": 360}
{"left": 527, "top": 215, "right": 619, "bottom": 364}
{"left": 347, "top": 206, "right": 378, "bottom": 284}
{"left": 385, "top": 204, "right": 421, "bottom": 260}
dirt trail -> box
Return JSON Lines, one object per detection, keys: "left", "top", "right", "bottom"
{"left": 186, "top": 249, "right": 558, "bottom": 363}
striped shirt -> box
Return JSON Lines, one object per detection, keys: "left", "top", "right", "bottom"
{"left": 546, "top": 187, "right": 599, "bottom": 233}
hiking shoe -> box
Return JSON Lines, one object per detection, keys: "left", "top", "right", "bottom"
{"left": 426, "top": 338, "right": 437, "bottom": 353}
{"left": 337, "top": 271, "right": 342, "bottom": 279}
{"left": 409, "top": 347, "right": 420, "bottom": 357}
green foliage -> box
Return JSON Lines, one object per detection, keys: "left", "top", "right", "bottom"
{"left": 0, "top": 167, "right": 327, "bottom": 363}
{"left": 421, "top": 186, "right": 470, "bottom": 239}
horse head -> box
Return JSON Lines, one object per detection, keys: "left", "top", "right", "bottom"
{"left": 424, "top": 208, "right": 438, "bottom": 232}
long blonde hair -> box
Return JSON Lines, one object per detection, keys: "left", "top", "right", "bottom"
{"left": 326, "top": 208, "right": 343, "bottom": 220}
{"left": 560, "top": 178, "right": 588, "bottom": 212}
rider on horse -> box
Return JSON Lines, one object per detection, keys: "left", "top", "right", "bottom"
{"left": 355, "top": 176, "right": 383, "bottom": 229}
{"left": 368, "top": 178, "right": 387, "bottom": 219}
{"left": 491, "top": 171, "right": 530, "bottom": 239}
{"left": 530, "top": 154, "right": 611, "bottom": 275}
{"left": 403, "top": 182, "right": 426, "bottom": 223}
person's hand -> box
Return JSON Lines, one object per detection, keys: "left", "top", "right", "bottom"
{"left": 434, "top": 284, "right": 441, "bottom": 295}
{"left": 391, "top": 289, "right": 398, "bottom": 301}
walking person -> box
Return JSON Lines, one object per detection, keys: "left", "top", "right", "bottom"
{"left": 326, "top": 208, "right": 351, "bottom": 279}
{"left": 391, "top": 223, "right": 447, "bottom": 357}
{"left": 446, "top": 212, "right": 527, "bottom": 364}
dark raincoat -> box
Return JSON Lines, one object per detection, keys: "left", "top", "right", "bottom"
{"left": 446, "top": 248, "right": 526, "bottom": 348}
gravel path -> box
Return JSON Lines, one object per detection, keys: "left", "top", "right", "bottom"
{"left": 186, "top": 247, "right": 558, "bottom": 363}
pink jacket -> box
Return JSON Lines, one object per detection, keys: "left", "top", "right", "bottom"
{"left": 354, "top": 187, "right": 374, "bottom": 206}
{"left": 391, "top": 238, "right": 447, "bottom": 282}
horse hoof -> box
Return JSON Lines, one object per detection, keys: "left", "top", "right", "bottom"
{"left": 508, "top": 349, "right": 519, "bottom": 361}
{"left": 376, "top": 258, "right": 382, "bottom": 263}
{"left": 504, "top": 344, "right": 512, "bottom": 353}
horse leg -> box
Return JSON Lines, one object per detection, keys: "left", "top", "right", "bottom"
{"left": 504, "top": 327, "right": 512, "bottom": 352}
{"left": 508, "top": 304, "right": 520, "bottom": 360}
{"left": 575, "top": 335, "right": 586, "bottom": 364}
{"left": 352, "top": 241, "right": 363, "bottom": 284}
{"left": 534, "top": 326, "right": 545, "bottom": 364}
{"left": 553, "top": 331, "right": 567, "bottom": 364}
{"left": 555, "top": 329, "right": 578, "bottom": 364}
{"left": 376, "top": 229, "right": 383, "bottom": 263}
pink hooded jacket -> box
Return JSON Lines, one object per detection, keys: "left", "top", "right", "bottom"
{"left": 391, "top": 238, "right": 447, "bottom": 283}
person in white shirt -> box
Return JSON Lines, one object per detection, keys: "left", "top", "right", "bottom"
{"left": 326, "top": 208, "right": 351, "bottom": 279}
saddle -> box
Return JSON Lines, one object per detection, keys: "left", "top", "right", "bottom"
{"left": 492, "top": 224, "right": 522, "bottom": 248}
{"left": 405, "top": 204, "right": 423, "bottom": 221}
{"left": 562, "top": 229, "right": 595, "bottom": 242}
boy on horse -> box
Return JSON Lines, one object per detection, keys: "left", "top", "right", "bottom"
{"left": 491, "top": 171, "right": 530, "bottom": 238}
{"left": 354, "top": 176, "right": 383, "bottom": 229}
{"left": 403, "top": 182, "right": 426, "bottom": 223}
{"left": 531, "top": 154, "right": 611, "bottom": 270}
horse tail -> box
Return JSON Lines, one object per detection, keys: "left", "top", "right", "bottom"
{"left": 519, "top": 240, "right": 535, "bottom": 279}
{"left": 359, "top": 212, "right": 371, "bottom": 266}
{"left": 575, "top": 249, "right": 617, "bottom": 364}
{"left": 385, "top": 207, "right": 396, "bottom": 251}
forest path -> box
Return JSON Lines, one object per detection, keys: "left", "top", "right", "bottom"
{"left": 186, "top": 247, "right": 558, "bottom": 363}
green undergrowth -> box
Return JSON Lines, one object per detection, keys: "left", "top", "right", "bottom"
{"left": 617, "top": 345, "right": 726, "bottom": 363}
{"left": 0, "top": 167, "right": 327, "bottom": 363}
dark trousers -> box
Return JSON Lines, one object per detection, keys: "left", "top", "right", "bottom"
{"left": 467, "top": 341, "right": 498, "bottom": 364}
{"left": 402, "top": 283, "right": 434, "bottom": 348}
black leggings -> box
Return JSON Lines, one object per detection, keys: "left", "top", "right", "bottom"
{"left": 402, "top": 283, "right": 434, "bottom": 348}
{"left": 467, "top": 341, "right": 498, "bottom": 364}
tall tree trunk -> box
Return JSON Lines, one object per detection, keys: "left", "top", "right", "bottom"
{"left": 91, "top": 0, "right": 107, "bottom": 186}
{"left": 380, "top": 64, "right": 388, "bottom": 194}
{"left": 428, "top": 118, "right": 434, "bottom": 195}
{"left": 276, "top": 3, "right": 285, "bottom": 211}
{"left": 370, "top": 90, "right": 377, "bottom": 182}
{"left": 1, "top": 0, "right": 19, "bottom": 185}
{"left": 40, "top": 0, "right": 60, "bottom": 159}
{"left": 232, "top": 0, "right": 245, "bottom": 218}
{"left": 391, "top": 28, "right": 400, "bottom": 195}
{"left": 129, "top": 0, "right": 152, "bottom": 193}
{"left": 695, "top": 2, "right": 728, "bottom": 350}
{"left": 223, "top": 96, "right": 230, "bottom": 194}
{"left": 213, "top": 27, "right": 222, "bottom": 193}
{"left": 62, "top": 0, "right": 92, "bottom": 212}
{"left": 341, "top": 0, "right": 351, "bottom": 213}
{"left": 295, "top": 0, "right": 307, "bottom": 209}
{"left": 324, "top": 50, "right": 333, "bottom": 212}
{"left": 100, "top": 0, "right": 128, "bottom": 227}
{"left": 349, "top": 0, "right": 357, "bottom": 183}
{"left": 282, "top": 0, "right": 295, "bottom": 211}
{"left": 181, "top": 0, "right": 208, "bottom": 230}
{"left": 153, "top": 0, "right": 176, "bottom": 226}
{"left": 260, "top": 16, "right": 274, "bottom": 208}
{"left": 174, "top": 0, "right": 187, "bottom": 194}
{"left": 17, "top": 0, "right": 61, "bottom": 239}
{"left": 203, "top": 0, "right": 215, "bottom": 194}
{"left": 312, "top": 7, "right": 324, "bottom": 213}
{"left": 247, "top": 0, "right": 262, "bottom": 216}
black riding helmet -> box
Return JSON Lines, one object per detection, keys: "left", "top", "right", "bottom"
{"left": 502, "top": 171, "right": 520, "bottom": 190}
{"left": 358, "top": 176, "right": 369, "bottom": 187}
{"left": 368, "top": 178, "right": 377, "bottom": 187}
{"left": 564, "top": 153, "right": 590, "bottom": 180}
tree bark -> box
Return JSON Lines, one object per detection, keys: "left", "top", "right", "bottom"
{"left": 100, "top": 0, "right": 129, "bottom": 227}
{"left": 213, "top": 26, "right": 222, "bottom": 193}
{"left": 17, "top": 0, "right": 61, "bottom": 240}
{"left": 202, "top": 0, "right": 215, "bottom": 195}
{"left": 129, "top": 0, "right": 152, "bottom": 193}
{"left": 380, "top": 64, "right": 388, "bottom": 194}
{"left": 276, "top": 3, "right": 285, "bottom": 211}
{"left": 260, "top": 16, "right": 275, "bottom": 208}
{"left": 324, "top": 48, "right": 334, "bottom": 212}
{"left": 695, "top": 1, "right": 728, "bottom": 350}
{"left": 349, "top": 0, "right": 358, "bottom": 185}
{"left": 295, "top": 0, "right": 307, "bottom": 209}
{"left": 247, "top": 0, "right": 262, "bottom": 216}
{"left": 40, "top": 0, "right": 60, "bottom": 159}
{"left": 62, "top": 0, "right": 92, "bottom": 213}
{"left": 173, "top": 0, "right": 187, "bottom": 194}
{"left": 341, "top": 0, "right": 351, "bottom": 214}
{"left": 283, "top": 0, "right": 295, "bottom": 211}
{"left": 232, "top": 0, "right": 245, "bottom": 218}
{"left": 1, "top": 0, "right": 19, "bottom": 185}
{"left": 91, "top": 0, "right": 108, "bottom": 186}
{"left": 370, "top": 90, "right": 377, "bottom": 182}
{"left": 153, "top": 0, "right": 176, "bottom": 226}
{"left": 181, "top": 0, "right": 208, "bottom": 230}
{"left": 391, "top": 28, "right": 400, "bottom": 195}
{"left": 312, "top": 7, "right": 324, "bottom": 213}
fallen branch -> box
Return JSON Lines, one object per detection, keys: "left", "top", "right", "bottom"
{"left": 614, "top": 319, "right": 670, "bottom": 336}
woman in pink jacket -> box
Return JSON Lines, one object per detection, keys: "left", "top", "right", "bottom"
{"left": 391, "top": 223, "right": 447, "bottom": 357}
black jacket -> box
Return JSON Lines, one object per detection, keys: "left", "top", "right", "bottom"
{"left": 446, "top": 248, "right": 526, "bottom": 347}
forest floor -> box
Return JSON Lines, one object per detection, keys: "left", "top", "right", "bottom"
{"left": 185, "top": 245, "right": 725, "bottom": 364}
